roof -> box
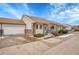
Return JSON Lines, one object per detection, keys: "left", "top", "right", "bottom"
{"left": 0, "top": 18, "right": 25, "bottom": 25}
{"left": 28, "top": 16, "right": 50, "bottom": 23}
{"left": 0, "top": 15, "right": 69, "bottom": 28}
{"left": 23, "top": 15, "right": 67, "bottom": 27}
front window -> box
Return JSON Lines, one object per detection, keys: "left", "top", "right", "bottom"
{"left": 40, "top": 25, "right": 42, "bottom": 29}
{"left": 44, "top": 26, "right": 47, "bottom": 30}
{"left": 36, "top": 24, "right": 38, "bottom": 29}
{"left": 51, "top": 26, "right": 54, "bottom": 29}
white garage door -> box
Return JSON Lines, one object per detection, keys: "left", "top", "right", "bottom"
{"left": 3, "top": 24, "right": 25, "bottom": 35}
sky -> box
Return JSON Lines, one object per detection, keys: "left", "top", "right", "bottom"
{"left": 0, "top": 3, "right": 79, "bottom": 25}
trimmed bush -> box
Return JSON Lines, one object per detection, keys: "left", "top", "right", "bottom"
{"left": 34, "top": 33, "right": 44, "bottom": 37}
{"left": 58, "top": 29, "right": 68, "bottom": 34}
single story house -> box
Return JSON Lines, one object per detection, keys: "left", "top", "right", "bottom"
{"left": 0, "top": 15, "right": 71, "bottom": 36}
{"left": 22, "top": 15, "right": 68, "bottom": 36}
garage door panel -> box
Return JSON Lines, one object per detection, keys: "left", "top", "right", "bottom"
{"left": 3, "top": 24, "right": 25, "bottom": 35}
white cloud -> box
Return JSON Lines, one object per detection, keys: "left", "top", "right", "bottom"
{"left": 21, "top": 3, "right": 34, "bottom": 16}
{"left": 58, "top": 7, "right": 79, "bottom": 19}
{"left": 65, "top": 10, "right": 71, "bottom": 13}
{"left": 48, "top": 3, "right": 67, "bottom": 19}
{"left": 49, "top": 3, "right": 66, "bottom": 7}
{"left": 0, "top": 3, "right": 34, "bottom": 19}
{"left": 1, "top": 3, "right": 21, "bottom": 19}
{"left": 63, "top": 8, "right": 79, "bottom": 24}
{"left": 67, "top": 8, "right": 79, "bottom": 18}
{"left": 48, "top": 4, "right": 79, "bottom": 25}
{"left": 22, "top": 3, "right": 29, "bottom": 11}
{"left": 60, "top": 11, "right": 65, "bottom": 15}
{"left": 73, "top": 7, "right": 79, "bottom": 12}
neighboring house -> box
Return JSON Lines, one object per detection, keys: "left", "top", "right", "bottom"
{"left": 62, "top": 24, "right": 73, "bottom": 33}
{"left": 72, "top": 25, "right": 79, "bottom": 31}
{"left": 0, "top": 15, "right": 71, "bottom": 36}
{"left": 63, "top": 24, "right": 72, "bottom": 31}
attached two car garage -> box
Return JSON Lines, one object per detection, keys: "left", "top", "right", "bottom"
{"left": 0, "top": 18, "right": 25, "bottom": 36}
{"left": 2, "top": 24, "right": 25, "bottom": 35}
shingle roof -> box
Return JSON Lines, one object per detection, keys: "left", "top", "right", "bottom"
{"left": 24, "top": 15, "right": 67, "bottom": 27}
{"left": 0, "top": 15, "right": 69, "bottom": 28}
{"left": 0, "top": 18, "right": 25, "bottom": 25}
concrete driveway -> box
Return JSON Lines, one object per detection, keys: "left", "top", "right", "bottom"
{"left": 0, "top": 32, "right": 78, "bottom": 55}
{"left": 0, "top": 35, "right": 27, "bottom": 48}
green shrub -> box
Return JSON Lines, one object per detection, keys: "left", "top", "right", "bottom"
{"left": 34, "top": 33, "right": 44, "bottom": 37}
{"left": 58, "top": 29, "right": 68, "bottom": 34}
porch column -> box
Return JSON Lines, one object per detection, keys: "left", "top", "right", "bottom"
{"left": 25, "top": 25, "right": 33, "bottom": 41}
{"left": 54, "top": 25, "right": 56, "bottom": 31}
{"left": 25, "top": 22, "right": 33, "bottom": 38}
{"left": 25, "top": 29, "right": 33, "bottom": 37}
{"left": 0, "top": 24, "right": 3, "bottom": 36}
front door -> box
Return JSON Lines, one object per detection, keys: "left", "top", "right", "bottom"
{"left": 0, "top": 24, "right": 3, "bottom": 36}
{"left": 43, "top": 25, "right": 48, "bottom": 34}
{"left": 0, "top": 30, "right": 3, "bottom": 36}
